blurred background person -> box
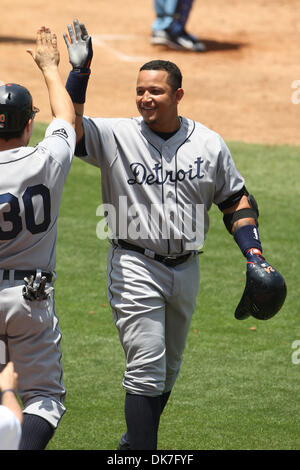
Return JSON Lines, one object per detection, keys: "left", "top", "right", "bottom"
{"left": 151, "top": 0, "right": 206, "bottom": 52}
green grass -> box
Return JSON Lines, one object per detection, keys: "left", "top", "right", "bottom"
{"left": 30, "top": 123, "right": 300, "bottom": 450}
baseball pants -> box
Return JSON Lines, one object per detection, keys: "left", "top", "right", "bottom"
{"left": 107, "top": 244, "right": 200, "bottom": 396}
{"left": 0, "top": 276, "right": 65, "bottom": 429}
{"left": 153, "top": 0, "right": 194, "bottom": 32}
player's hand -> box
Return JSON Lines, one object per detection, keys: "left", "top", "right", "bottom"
{"left": 246, "top": 247, "right": 278, "bottom": 280}
{"left": 0, "top": 362, "right": 18, "bottom": 391}
{"left": 246, "top": 248, "right": 275, "bottom": 274}
{"left": 63, "top": 20, "right": 93, "bottom": 71}
{"left": 27, "top": 26, "right": 60, "bottom": 72}
{"left": 246, "top": 248, "right": 265, "bottom": 264}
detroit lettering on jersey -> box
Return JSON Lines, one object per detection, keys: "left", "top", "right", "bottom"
{"left": 127, "top": 157, "right": 204, "bottom": 185}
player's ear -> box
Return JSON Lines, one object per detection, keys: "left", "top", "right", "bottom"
{"left": 23, "top": 118, "right": 34, "bottom": 145}
{"left": 27, "top": 118, "right": 34, "bottom": 133}
{"left": 175, "top": 88, "right": 184, "bottom": 103}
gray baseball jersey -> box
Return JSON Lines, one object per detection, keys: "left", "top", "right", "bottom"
{"left": 0, "top": 119, "right": 75, "bottom": 270}
{"left": 0, "top": 118, "right": 76, "bottom": 428}
{"left": 81, "top": 116, "right": 244, "bottom": 253}
{"left": 79, "top": 115, "right": 245, "bottom": 397}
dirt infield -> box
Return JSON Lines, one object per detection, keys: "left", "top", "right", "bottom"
{"left": 1, "top": 0, "right": 299, "bottom": 145}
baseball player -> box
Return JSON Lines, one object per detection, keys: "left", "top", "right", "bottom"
{"left": 64, "top": 21, "right": 285, "bottom": 450}
{"left": 151, "top": 0, "right": 206, "bottom": 51}
{"left": 0, "top": 27, "right": 75, "bottom": 449}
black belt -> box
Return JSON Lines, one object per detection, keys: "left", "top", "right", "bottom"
{"left": 115, "top": 240, "right": 194, "bottom": 267}
{"left": 2, "top": 270, "right": 53, "bottom": 283}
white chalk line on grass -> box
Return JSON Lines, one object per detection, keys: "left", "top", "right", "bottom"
{"left": 92, "top": 34, "right": 151, "bottom": 63}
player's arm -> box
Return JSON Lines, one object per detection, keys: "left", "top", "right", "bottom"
{"left": 220, "top": 187, "right": 262, "bottom": 262}
{"left": 220, "top": 188, "right": 286, "bottom": 320}
{"left": 73, "top": 103, "right": 84, "bottom": 143}
{"left": 27, "top": 27, "right": 75, "bottom": 128}
{"left": 64, "top": 20, "right": 93, "bottom": 146}
{"left": 222, "top": 192, "right": 258, "bottom": 237}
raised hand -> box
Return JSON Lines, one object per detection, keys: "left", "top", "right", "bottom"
{"left": 27, "top": 26, "right": 60, "bottom": 72}
{"left": 63, "top": 19, "right": 93, "bottom": 71}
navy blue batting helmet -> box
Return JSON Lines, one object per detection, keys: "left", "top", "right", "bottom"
{"left": 0, "top": 83, "right": 37, "bottom": 133}
{"left": 235, "top": 262, "right": 287, "bottom": 320}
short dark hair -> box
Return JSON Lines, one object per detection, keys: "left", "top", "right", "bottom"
{"left": 139, "top": 60, "right": 182, "bottom": 91}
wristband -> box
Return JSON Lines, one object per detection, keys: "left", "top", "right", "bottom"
{"left": 66, "top": 69, "right": 91, "bottom": 104}
{"left": 233, "top": 224, "right": 262, "bottom": 256}
{"left": 1, "top": 388, "right": 16, "bottom": 397}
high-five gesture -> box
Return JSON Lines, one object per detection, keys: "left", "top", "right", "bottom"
{"left": 27, "top": 26, "right": 60, "bottom": 72}
{"left": 27, "top": 26, "right": 74, "bottom": 125}
{"left": 64, "top": 19, "right": 93, "bottom": 140}
{"left": 63, "top": 20, "right": 93, "bottom": 71}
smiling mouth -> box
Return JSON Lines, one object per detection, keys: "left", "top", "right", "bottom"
{"left": 138, "top": 105, "right": 157, "bottom": 121}
{"left": 140, "top": 107, "right": 157, "bottom": 117}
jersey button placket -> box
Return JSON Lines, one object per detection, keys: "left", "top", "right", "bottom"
{"left": 161, "top": 147, "right": 180, "bottom": 254}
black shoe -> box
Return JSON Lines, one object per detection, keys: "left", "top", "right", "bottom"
{"left": 151, "top": 29, "right": 206, "bottom": 52}
{"left": 117, "top": 433, "right": 131, "bottom": 450}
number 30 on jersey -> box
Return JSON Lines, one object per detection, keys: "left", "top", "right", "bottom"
{"left": 0, "top": 184, "right": 51, "bottom": 240}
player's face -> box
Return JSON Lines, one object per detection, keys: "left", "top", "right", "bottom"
{"left": 136, "top": 70, "right": 183, "bottom": 132}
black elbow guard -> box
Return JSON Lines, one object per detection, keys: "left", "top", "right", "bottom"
{"left": 223, "top": 193, "right": 259, "bottom": 234}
